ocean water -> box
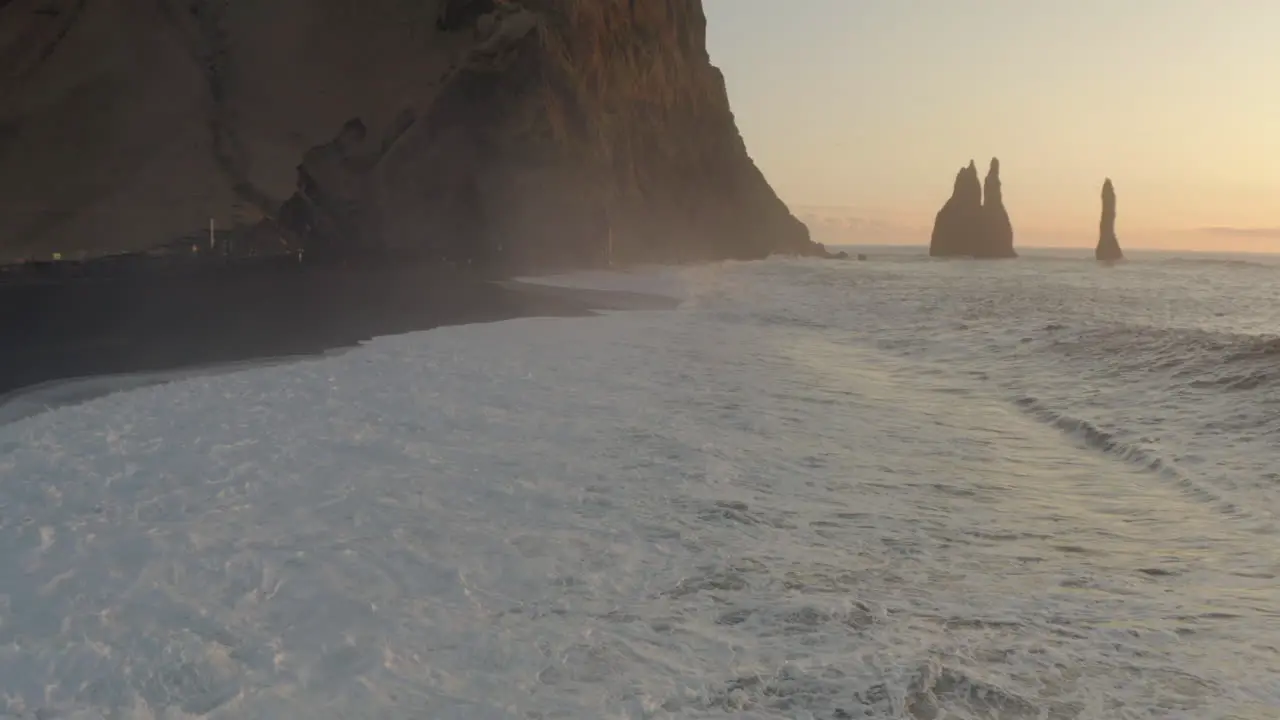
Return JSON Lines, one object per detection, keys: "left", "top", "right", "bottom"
{"left": 1, "top": 249, "right": 1278, "bottom": 719}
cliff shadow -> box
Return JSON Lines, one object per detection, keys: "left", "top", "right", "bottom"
{"left": 0, "top": 255, "right": 679, "bottom": 403}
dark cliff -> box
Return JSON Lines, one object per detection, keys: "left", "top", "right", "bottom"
{"left": 0, "top": 0, "right": 830, "bottom": 268}
{"left": 929, "top": 157, "right": 1016, "bottom": 259}
{"left": 1096, "top": 178, "right": 1123, "bottom": 262}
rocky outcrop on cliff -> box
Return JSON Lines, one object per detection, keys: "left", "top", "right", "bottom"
{"left": 0, "top": 0, "right": 829, "bottom": 267}
{"left": 929, "top": 157, "right": 1016, "bottom": 258}
{"left": 1096, "top": 178, "right": 1123, "bottom": 262}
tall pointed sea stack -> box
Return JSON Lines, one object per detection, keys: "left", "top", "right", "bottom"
{"left": 929, "top": 157, "right": 1016, "bottom": 258}
{"left": 1096, "top": 178, "right": 1123, "bottom": 262}
{"left": 981, "top": 158, "right": 1016, "bottom": 258}
{"left": 928, "top": 160, "right": 984, "bottom": 257}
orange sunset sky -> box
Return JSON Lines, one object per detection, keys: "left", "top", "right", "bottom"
{"left": 704, "top": 0, "right": 1278, "bottom": 252}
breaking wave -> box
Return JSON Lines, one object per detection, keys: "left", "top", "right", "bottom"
{"left": 2, "top": 252, "right": 1279, "bottom": 718}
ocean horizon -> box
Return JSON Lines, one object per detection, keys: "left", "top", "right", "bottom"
{"left": 830, "top": 243, "right": 1280, "bottom": 262}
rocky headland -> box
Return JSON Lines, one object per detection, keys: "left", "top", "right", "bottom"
{"left": 0, "top": 0, "right": 833, "bottom": 270}
{"left": 0, "top": 0, "right": 837, "bottom": 397}
{"left": 929, "top": 158, "right": 1017, "bottom": 258}
{"left": 1096, "top": 178, "right": 1124, "bottom": 262}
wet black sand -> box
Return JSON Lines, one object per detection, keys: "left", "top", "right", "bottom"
{"left": 0, "top": 256, "right": 679, "bottom": 404}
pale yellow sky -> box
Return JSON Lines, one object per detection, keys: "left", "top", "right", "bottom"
{"left": 704, "top": 0, "right": 1279, "bottom": 251}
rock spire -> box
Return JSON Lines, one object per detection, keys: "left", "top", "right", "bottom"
{"left": 1095, "top": 178, "right": 1123, "bottom": 262}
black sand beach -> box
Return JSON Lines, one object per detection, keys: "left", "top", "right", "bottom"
{"left": 0, "top": 255, "right": 679, "bottom": 406}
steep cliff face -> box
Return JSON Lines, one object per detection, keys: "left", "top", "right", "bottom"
{"left": 0, "top": 0, "right": 826, "bottom": 267}
{"left": 1096, "top": 177, "right": 1123, "bottom": 262}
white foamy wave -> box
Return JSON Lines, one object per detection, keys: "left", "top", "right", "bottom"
{"left": 0, "top": 351, "right": 354, "bottom": 427}
{"left": 1, "top": 258, "right": 1277, "bottom": 719}
{"left": 514, "top": 263, "right": 726, "bottom": 302}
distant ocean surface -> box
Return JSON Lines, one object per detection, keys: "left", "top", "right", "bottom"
{"left": 1, "top": 246, "right": 1278, "bottom": 719}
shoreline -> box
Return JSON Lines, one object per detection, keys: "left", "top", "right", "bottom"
{"left": 0, "top": 349, "right": 361, "bottom": 427}
{"left": 0, "top": 256, "right": 681, "bottom": 418}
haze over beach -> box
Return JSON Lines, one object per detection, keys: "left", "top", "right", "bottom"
{"left": 705, "top": 0, "right": 1280, "bottom": 252}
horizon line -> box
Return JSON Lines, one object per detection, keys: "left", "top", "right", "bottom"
{"left": 788, "top": 207, "right": 1280, "bottom": 239}
{"left": 821, "top": 241, "right": 1280, "bottom": 256}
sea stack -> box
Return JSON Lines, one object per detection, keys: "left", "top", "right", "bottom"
{"left": 928, "top": 161, "right": 984, "bottom": 257}
{"left": 1096, "top": 178, "right": 1124, "bottom": 262}
{"left": 981, "top": 158, "right": 1016, "bottom": 258}
{"left": 928, "top": 157, "right": 1016, "bottom": 258}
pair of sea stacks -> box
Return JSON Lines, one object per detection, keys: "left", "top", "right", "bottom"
{"left": 930, "top": 159, "right": 1125, "bottom": 262}
{"left": 929, "top": 158, "right": 1015, "bottom": 258}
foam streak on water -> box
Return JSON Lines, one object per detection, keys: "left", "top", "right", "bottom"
{"left": 0, "top": 255, "right": 1277, "bottom": 719}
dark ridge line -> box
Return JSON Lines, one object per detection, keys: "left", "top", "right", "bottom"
{"left": 192, "top": 0, "right": 277, "bottom": 218}
{"left": 25, "top": 0, "right": 85, "bottom": 76}
{"left": 0, "top": 0, "right": 86, "bottom": 101}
